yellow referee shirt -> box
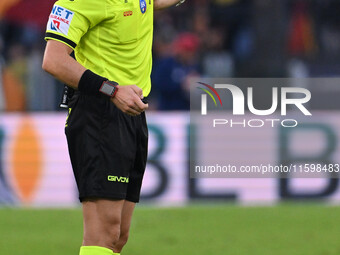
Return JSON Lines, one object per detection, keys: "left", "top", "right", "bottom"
{"left": 45, "top": 0, "right": 154, "bottom": 96}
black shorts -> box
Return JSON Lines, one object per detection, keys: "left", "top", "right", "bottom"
{"left": 65, "top": 92, "right": 148, "bottom": 203}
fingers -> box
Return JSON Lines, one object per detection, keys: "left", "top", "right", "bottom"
{"left": 127, "top": 86, "right": 148, "bottom": 113}
{"left": 125, "top": 108, "right": 141, "bottom": 116}
{"left": 134, "top": 96, "right": 148, "bottom": 111}
{"left": 123, "top": 95, "right": 148, "bottom": 116}
{"left": 111, "top": 85, "right": 148, "bottom": 116}
{"left": 131, "top": 85, "right": 143, "bottom": 99}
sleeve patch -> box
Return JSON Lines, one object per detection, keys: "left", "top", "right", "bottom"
{"left": 46, "top": 5, "right": 74, "bottom": 36}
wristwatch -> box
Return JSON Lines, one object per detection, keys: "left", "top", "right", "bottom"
{"left": 99, "top": 80, "right": 119, "bottom": 98}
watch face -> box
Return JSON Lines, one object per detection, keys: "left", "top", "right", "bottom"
{"left": 100, "top": 81, "right": 117, "bottom": 96}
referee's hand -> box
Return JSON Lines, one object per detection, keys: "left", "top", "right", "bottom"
{"left": 111, "top": 85, "right": 148, "bottom": 116}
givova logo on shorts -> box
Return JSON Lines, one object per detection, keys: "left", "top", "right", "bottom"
{"left": 108, "top": 175, "right": 129, "bottom": 183}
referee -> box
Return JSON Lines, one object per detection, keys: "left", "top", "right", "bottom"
{"left": 42, "top": 0, "right": 185, "bottom": 255}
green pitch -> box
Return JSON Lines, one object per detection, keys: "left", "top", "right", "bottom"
{"left": 1, "top": 205, "right": 340, "bottom": 255}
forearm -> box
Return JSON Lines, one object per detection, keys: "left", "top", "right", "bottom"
{"left": 42, "top": 40, "right": 86, "bottom": 89}
{"left": 154, "top": 0, "right": 184, "bottom": 10}
{"left": 42, "top": 40, "right": 147, "bottom": 116}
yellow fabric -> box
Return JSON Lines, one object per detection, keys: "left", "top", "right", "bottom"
{"left": 79, "top": 246, "right": 119, "bottom": 255}
{"left": 45, "top": 0, "right": 154, "bottom": 96}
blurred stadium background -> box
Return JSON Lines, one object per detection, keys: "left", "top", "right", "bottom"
{"left": 1, "top": 0, "right": 340, "bottom": 254}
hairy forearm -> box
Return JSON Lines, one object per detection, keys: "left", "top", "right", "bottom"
{"left": 154, "top": 0, "right": 183, "bottom": 10}
{"left": 42, "top": 40, "right": 86, "bottom": 89}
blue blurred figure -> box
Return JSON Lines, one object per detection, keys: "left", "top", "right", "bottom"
{"left": 152, "top": 33, "right": 200, "bottom": 111}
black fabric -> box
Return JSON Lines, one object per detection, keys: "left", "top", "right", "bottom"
{"left": 78, "top": 70, "right": 107, "bottom": 96}
{"left": 65, "top": 92, "right": 148, "bottom": 203}
{"left": 45, "top": 32, "right": 77, "bottom": 49}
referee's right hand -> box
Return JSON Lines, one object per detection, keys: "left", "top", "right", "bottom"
{"left": 111, "top": 85, "right": 148, "bottom": 116}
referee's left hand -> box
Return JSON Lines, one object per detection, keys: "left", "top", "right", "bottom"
{"left": 111, "top": 85, "right": 148, "bottom": 116}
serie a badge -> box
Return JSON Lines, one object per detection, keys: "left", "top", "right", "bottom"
{"left": 140, "top": 0, "right": 147, "bottom": 14}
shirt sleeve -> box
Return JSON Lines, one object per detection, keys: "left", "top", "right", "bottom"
{"left": 45, "top": 0, "right": 106, "bottom": 49}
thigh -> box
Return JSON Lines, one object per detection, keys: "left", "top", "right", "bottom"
{"left": 120, "top": 201, "right": 136, "bottom": 235}
{"left": 82, "top": 199, "right": 125, "bottom": 246}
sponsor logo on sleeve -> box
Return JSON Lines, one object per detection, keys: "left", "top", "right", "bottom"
{"left": 47, "top": 5, "right": 74, "bottom": 35}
